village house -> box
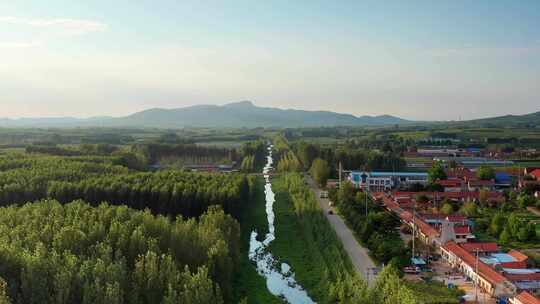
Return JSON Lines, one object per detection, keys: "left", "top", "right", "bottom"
{"left": 392, "top": 191, "right": 504, "bottom": 204}
{"left": 435, "top": 178, "right": 464, "bottom": 192}
{"left": 374, "top": 183, "right": 539, "bottom": 302}
{"left": 530, "top": 169, "right": 540, "bottom": 182}
{"left": 442, "top": 241, "right": 540, "bottom": 299}
{"left": 460, "top": 242, "right": 499, "bottom": 256}
{"left": 378, "top": 193, "right": 476, "bottom": 246}
{"left": 467, "top": 179, "right": 496, "bottom": 191}
{"left": 441, "top": 242, "right": 516, "bottom": 297}
{"left": 509, "top": 291, "right": 540, "bottom": 304}
{"left": 348, "top": 171, "right": 429, "bottom": 192}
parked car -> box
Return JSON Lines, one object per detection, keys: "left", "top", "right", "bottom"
{"left": 427, "top": 255, "right": 440, "bottom": 262}
{"left": 403, "top": 266, "right": 420, "bottom": 274}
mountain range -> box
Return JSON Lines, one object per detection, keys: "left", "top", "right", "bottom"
{"left": 0, "top": 101, "right": 410, "bottom": 128}
{"left": 0, "top": 101, "right": 538, "bottom": 129}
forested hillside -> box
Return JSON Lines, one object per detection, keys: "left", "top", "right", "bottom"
{"left": 0, "top": 200, "right": 239, "bottom": 304}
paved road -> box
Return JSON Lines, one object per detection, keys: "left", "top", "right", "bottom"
{"left": 305, "top": 176, "right": 377, "bottom": 285}
{"left": 526, "top": 206, "right": 540, "bottom": 217}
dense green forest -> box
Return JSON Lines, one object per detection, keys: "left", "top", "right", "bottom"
{"left": 272, "top": 136, "right": 406, "bottom": 176}
{"left": 292, "top": 141, "right": 406, "bottom": 173}
{"left": 20, "top": 140, "right": 271, "bottom": 174}
{"left": 131, "top": 143, "right": 239, "bottom": 166}
{"left": 238, "top": 141, "right": 267, "bottom": 172}
{"left": 0, "top": 154, "right": 250, "bottom": 218}
{"left": 0, "top": 141, "right": 257, "bottom": 303}
{"left": 0, "top": 200, "right": 239, "bottom": 304}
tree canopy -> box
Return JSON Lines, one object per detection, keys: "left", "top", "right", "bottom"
{"left": 0, "top": 154, "right": 251, "bottom": 218}
{"left": 427, "top": 162, "right": 447, "bottom": 184}
{"left": 0, "top": 200, "right": 240, "bottom": 304}
{"left": 476, "top": 166, "right": 495, "bottom": 181}
{"left": 310, "top": 158, "right": 330, "bottom": 187}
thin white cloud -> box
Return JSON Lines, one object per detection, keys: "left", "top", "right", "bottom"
{"left": 427, "top": 44, "right": 540, "bottom": 58}
{"left": 0, "top": 16, "right": 107, "bottom": 36}
{"left": 0, "top": 16, "right": 107, "bottom": 48}
{"left": 0, "top": 41, "right": 37, "bottom": 48}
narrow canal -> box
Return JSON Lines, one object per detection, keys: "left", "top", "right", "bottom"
{"left": 248, "top": 144, "right": 315, "bottom": 304}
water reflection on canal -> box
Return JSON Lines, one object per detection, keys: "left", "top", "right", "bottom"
{"left": 248, "top": 144, "right": 315, "bottom": 304}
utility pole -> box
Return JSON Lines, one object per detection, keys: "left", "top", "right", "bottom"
{"left": 365, "top": 187, "right": 369, "bottom": 217}
{"left": 363, "top": 166, "right": 368, "bottom": 217}
{"left": 412, "top": 201, "right": 416, "bottom": 259}
{"left": 475, "top": 248, "right": 479, "bottom": 303}
{"left": 365, "top": 268, "right": 369, "bottom": 284}
{"left": 338, "top": 162, "right": 342, "bottom": 188}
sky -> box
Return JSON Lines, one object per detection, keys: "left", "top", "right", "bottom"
{"left": 1, "top": 0, "right": 539, "bottom": 121}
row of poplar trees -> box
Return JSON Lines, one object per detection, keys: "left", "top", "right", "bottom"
{"left": 0, "top": 155, "right": 250, "bottom": 218}
{"left": 0, "top": 200, "right": 240, "bottom": 304}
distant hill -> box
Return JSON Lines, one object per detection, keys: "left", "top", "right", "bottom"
{"left": 110, "top": 101, "right": 410, "bottom": 128}
{"left": 0, "top": 117, "right": 112, "bottom": 127}
{"left": 1, "top": 101, "right": 537, "bottom": 129}
{"left": 0, "top": 101, "right": 410, "bottom": 128}
{"left": 452, "top": 111, "right": 540, "bottom": 128}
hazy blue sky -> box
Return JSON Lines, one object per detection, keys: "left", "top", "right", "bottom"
{"left": 1, "top": 1, "right": 539, "bottom": 120}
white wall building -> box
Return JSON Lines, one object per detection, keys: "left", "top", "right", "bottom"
{"left": 349, "top": 171, "right": 428, "bottom": 191}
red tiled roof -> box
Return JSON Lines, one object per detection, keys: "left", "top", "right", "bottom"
{"left": 460, "top": 242, "right": 499, "bottom": 253}
{"left": 381, "top": 196, "right": 438, "bottom": 240}
{"left": 508, "top": 250, "right": 529, "bottom": 262}
{"left": 442, "top": 241, "right": 507, "bottom": 285}
{"left": 505, "top": 272, "right": 540, "bottom": 282}
{"left": 394, "top": 208, "right": 438, "bottom": 238}
{"left": 447, "top": 215, "right": 468, "bottom": 223}
{"left": 400, "top": 211, "right": 413, "bottom": 222}
{"left": 499, "top": 261, "right": 528, "bottom": 269}
{"left": 447, "top": 168, "right": 475, "bottom": 179}
{"left": 400, "top": 202, "right": 414, "bottom": 209}
{"left": 393, "top": 191, "right": 503, "bottom": 201}
{"left": 436, "top": 179, "right": 462, "bottom": 187}
{"left": 525, "top": 168, "right": 540, "bottom": 175}
{"left": 468, "top": 180, "right": 495, "bottom": 186}
{"left": 530, "top": 169, "right": 540, "bottom": 181}
{"left": 422, "top": 214, "right": 468, "bottom": 223}
{"left": 515, "top": 291, "right": 540, "bottom": 304}
{"left": 454, "top": 226, "right": 472, "bottom": 235}
{"left": 381, "top": 196, "right": 403, "bottom": 214}
{"left": 396, "top": 198, "right": 414, "bottom": 205}
{"left": 415, "top": 217, "right": 440, "bottom": 238}
{"left": 372, "top": 192, "right": 385, "bottom": 200}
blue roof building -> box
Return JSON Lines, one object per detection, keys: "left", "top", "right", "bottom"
{"left": 495, "top": 172, "right": 512, "bottom": 185}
